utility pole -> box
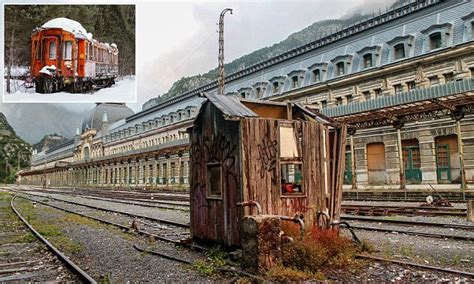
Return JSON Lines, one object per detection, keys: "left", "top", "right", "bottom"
{"left": 218, "top": 8, "right": 233, "bottom": 96}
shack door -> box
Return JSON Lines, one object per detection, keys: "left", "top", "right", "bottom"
{"left": 436, "top": 144, "right": 451, "bottom": 182}
{"left": 42, "top": 37, "right": 58, "bottom": 68}
{"left": 403, "top": 146, "right": 422, "bottom": 183}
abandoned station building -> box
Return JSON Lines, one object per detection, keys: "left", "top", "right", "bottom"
{"left": 19, "top": 0, "right": 474, "bottom": 197}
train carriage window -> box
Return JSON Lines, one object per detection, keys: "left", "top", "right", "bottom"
{"left": 49, "top": 41, "right": 56, "bottom": 59}
{"left": 86, "top": 43, "right": 89, "bottom": 60}
{"left": 63, "top": 41, "right": 73, "bottom": 60}
{"left": 33, "top": 40, "right": 41, "bottom": 60}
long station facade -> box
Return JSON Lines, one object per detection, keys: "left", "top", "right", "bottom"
{"left": 19, "top": 0, "right": 474, "bottom": 196}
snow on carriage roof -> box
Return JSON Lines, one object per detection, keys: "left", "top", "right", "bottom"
{"left": 42, "top": 17, "right": 92, "bottom": 40}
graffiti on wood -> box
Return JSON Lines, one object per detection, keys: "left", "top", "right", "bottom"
{"left": 257, "top": 138, "right": 278, "bottom": 184}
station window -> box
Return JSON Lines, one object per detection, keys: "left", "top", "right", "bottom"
{"left": 336, "top": 62, "right": 345, "bottom": 76}
{"left": 335, "top": 97, "right": 343, "bottom": 106}
{"left": 394, "top": 84, "right": 403, "bottom": 94}
{"left": 313, "top": 69, "right": 321, "bottom": 82}
{"left": 240, "top": 92, "right": 246, "bottom": 99}
{"left": 363, "top": 54, "right": 373, "bottom": 68}
{"left": 207, "top": 163, "right": 222, "bottom": 198}
{"left": 49, "top": 41, "right": 56, "bottom": 59}
{"left": 346, "top": 94, "right": 354, "bottom": 104}
{"left": 429, "top": 32, "right": 442, "bottom": 50}
{"left": 444, "top": 72, "right": 454, "bottom": 83}
{"left": 63, "top": 41, "right": 73, "bottom": 60}
{"left": 272, "top": 82, "right": 280, "bottom": 94}
{"left": 255, "top": 87, "right": 263, "bottom": 99}
{"left": 363, "top": 91, "right": 371, "bottom": 101}
{"left": 321, "top": 100, "right": 327, "bottom": 109}
{"left": 406, "top": 81, "right": 416, "bottom": 91}
{"left": 394, "top": 43, "right": 406, "bottom": 60}
{"left": 429, "top": 76, "right": 439, "bottom": 86}
{"left": 374, "top": 88, "right": 383, "bottom": 98}
{"left": 291, "top": 76, "right": 299, "bottom": 88}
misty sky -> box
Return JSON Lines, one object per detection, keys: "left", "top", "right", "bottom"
{"left": 1, "top": 0, "right": 396, "bottom": 142}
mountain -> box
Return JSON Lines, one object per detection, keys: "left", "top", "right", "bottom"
{"left": 0, "top": 112, "right": 31, "bottom": 183}
{"left": 32, "top": 133, "right": 69, "bottom": 152}
{"left": 142, "top": 13, "right": 368, "bottom": 110}
{"left": 1, "top": 103, "right": 89, "bottom": 144}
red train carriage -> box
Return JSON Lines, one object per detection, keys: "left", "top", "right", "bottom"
{"left": 30, "top": 18, "right": 118, "bottom": 93}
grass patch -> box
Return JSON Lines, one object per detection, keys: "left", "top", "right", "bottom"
{"left": 14, "top": 199, "right": 85, "bottom": 254}
{"left": 192, "top": 246, "right": 232, "bottom": 277}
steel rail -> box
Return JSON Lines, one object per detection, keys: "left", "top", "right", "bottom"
{"left": 16, "top": 191, "right": 189, "bottom": 228}
{"left": 341, "top": 215, "right": 474, "bottom": 230}
{"left": 13, "top": 194, "right": 210, "bottom": 254}
{"left": 349, "top": 224, "right": 474, "bottom": 241}
{"left": 356, "top": 254, "right": 474, "bottom": 278}
{"left": 10, "top": 194, "right": 97, "bottom": 284}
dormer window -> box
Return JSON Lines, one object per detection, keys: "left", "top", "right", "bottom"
{"left": 394, "top": 44, "right": 405, "bottom": 60}
{"left": 313, "top": 69, "right": 321, "bottom": 82}
{"left": 269, "top": 76, "right": 286, "bottom": 95}
{"left": 357, "top": 46, "right": 381, "bottom": 70}
{"left": 291, "top": 76, "right": 299, "bottom": 88}
{"left": 388, "top": 35, "right": 414, "bottom": 61}
{"left": 272, "top": 82, "right": 280, "bottom": 93}
{"left": 421, "top": 23, "right": 452, "bottom": 52}
{"left": 237, "top": 87, "right": 251, "bottom": 99}
{"left": 363, "top": 54, "right": 373, "bottom": 68}
{"left": 331, "top": 55, "right": 352, "bottom": 78}
{"left": 252, "top": 82, "right": 268, "bottom": 99}
{"left": 336, "top": 62, "right": 345, "bottom": 76}
{"left": 429, "top": 32, "right": 442, "bottom": 50}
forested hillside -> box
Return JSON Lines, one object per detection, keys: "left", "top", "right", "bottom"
{"left": 142, "top": 14, "right": 367, "bottom": 110}
{"left": 0, "top": 113, "right": 31, "bottom": 183}
{"left": 4, "top": 5, "right": 135, "bottom": 75}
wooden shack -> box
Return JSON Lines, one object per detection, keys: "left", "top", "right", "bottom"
{"left": 189, "top": 93, "right": 346, "bottom": 247}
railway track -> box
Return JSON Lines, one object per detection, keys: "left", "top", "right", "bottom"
{"left": 0, "top": 193, "right": 95, "bottom": 283}
{"left": 341, "top": 204, "right": 466, "bottom": 217}
{"left": 6, "top": 189, "right": 473, "bottom": 280}
{"left": 341, "top": 215, "right": 474, "bottom": 230}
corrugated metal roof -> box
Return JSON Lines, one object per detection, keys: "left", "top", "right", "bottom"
{"left": 204, "top": 93, "right": 258, "bottom": 118}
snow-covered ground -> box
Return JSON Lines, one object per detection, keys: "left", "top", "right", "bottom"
{"left": 3, "top": 75, "right": 137, "bottom": 103}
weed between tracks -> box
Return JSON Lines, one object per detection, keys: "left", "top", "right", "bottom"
{"left": 265, "top": 223, "right": 365, "bottom": 281}
{"left": 0, "top": 193, "right": 36, "bottom": 246}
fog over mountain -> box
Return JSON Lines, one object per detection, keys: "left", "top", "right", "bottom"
{"left": 0, "top": 102, "right": 91, "bottom": 143}
{"left": 1, "top": 0, "right": 396, "bottom": 144}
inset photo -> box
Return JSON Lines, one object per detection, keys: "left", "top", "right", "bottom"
{"left": 3, "top": 4, "right": 136, "bottom": 103}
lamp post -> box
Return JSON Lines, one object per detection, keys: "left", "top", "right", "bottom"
{"left": 217, "top": 8, "right": 233, "bottom": 96}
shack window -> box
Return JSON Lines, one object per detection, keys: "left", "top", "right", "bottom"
{"left": 281, "top": 163, "right": 303, "bottom": 195}
{"left": 280, "top": 126, "right": 299, "bottom": 158}
{"left": 207, "top": 163, "right": 222, "bottom": 198}
{"left": 49, "top": 41, "right": 56, "bottom": 59}
{"left": 63, "top": 41, "right": 73, "bottom": 60}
